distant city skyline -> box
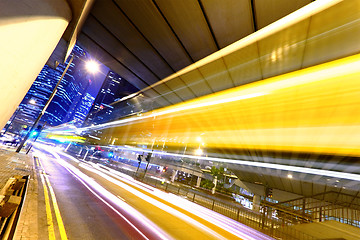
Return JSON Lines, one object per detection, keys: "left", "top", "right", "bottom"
{"left": 3, "top": 43, "right": 141, "bottom": 134}
{"left": 43, "top": 44, "right": 94, "bottom": 126}
{"left": 4, "top": 44, "right": 109, "bottom": 134}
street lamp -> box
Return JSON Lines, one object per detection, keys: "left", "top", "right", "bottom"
{"left": 16, "top": 56, "right": 99, "bottom": 153}
{"left": 86, "top": 60, "right": 99, "bottom": 74}
{"left": 195, "top": 148, "right": 203, "bottom": 155}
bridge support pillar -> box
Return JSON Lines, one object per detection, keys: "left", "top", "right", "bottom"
{"left": 0, "top": 0, "right": 72, "bottom": 130}
{"left": 196, "top": 176, "right": 201, "bottom": 187}
{"left": 253, "top": 194, "right": 261, "bottom": 212}
{"left": 170, "top": 170, "right": 178, "bottom": 182}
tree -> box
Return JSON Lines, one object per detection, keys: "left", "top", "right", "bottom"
{"left": 210, "top": 166, "right": 224, "bottom": 194}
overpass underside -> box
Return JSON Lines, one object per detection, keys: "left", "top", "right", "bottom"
{"left": 45, "top": 0, "right": 360, "bottom": 232}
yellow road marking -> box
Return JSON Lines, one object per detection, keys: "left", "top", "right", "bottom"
{"left": 37, "top": 157, "right": 68, "bottom": 240}
{"left": 34, "top": 157, "right": 40, "bottom": 168}
{"left": 44, "top": 174, "right": 68, "bottom": 240}
{"left": 40, "top": 173, "right": 56, "bottom": 240}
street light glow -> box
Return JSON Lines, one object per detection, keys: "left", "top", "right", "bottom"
{"left": 195, "top": 148, "right": 203, "bottom": 155}
{"left": 86, "top": 60, "right": 99, "bottom": 73}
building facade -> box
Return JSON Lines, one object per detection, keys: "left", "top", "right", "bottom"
{"left": 83, "top": 71, "right": 139, "bottom": 126}
{"left": 43, "top": 44, "right": 92, "bottom": 126}
{"left": 3, "top": 65, "right": 61, "bottom": 135}
{"left": 72, "top": 93, "right": 95, "bottom": 126}
{"left": 4, "top": 44, "right": 98, "bottom": 135}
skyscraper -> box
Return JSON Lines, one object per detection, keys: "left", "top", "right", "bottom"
{"left": 72, "top": 93, "right": 95, "bottom": 126}
{"left": 83, "top": 71, "right": 139, "bottom": 126}
{"left": 3, "top": 65, "right": 60, "bottom": 134}
{"left": 42, "top": 44, "right": 94, "bottom": 126}
{"left": 4, "top": 44, "right": 100, "bottom": 134}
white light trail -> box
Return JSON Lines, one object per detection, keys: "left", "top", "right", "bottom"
{"left": 53, "top": 148, "right": 270, "bottom": 239}
{"left": 37, "top": 143, "right": 274, "bottom": 239}
{"left": 35, "top": 144, "right": 172, "bottom": 240}
{"left": 118, "top": 146, "right": 360, "bottom": 182}
{"left": 85, "top": 164, "right": 273, "bottom": 240}
{"left": 78, "top": 163, "right": 228, "bottom": 240}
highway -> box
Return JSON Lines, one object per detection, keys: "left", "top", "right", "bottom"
{"left": 32, "top": 142, "right": 273, "bottom": 240}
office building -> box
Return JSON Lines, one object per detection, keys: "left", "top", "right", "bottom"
{"left": 42, "top": 44, "right": 93, "bottom": 126}
{"left": 72, "top": 93, "right": 95, "bottom": 126}
{"left": 84, "top": 71, "right": 139, "bottom": 126}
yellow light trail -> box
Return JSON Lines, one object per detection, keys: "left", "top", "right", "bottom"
{"left": 86, "top": 54, "right": 360, "bottom": 157}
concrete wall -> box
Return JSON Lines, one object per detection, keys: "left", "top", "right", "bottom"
{"left": 0, "top": 0, "right": 72, "bottom": 130}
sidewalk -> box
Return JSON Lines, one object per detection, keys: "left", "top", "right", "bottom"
{"left": 0, "top": 146, "right": 39, "bottom": 240}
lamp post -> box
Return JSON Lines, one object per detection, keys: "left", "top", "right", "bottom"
{"left": 16, "top": 55, "right": 75, "bottom": 153}
{"left": 16, "top": 56, "right": 100, "bottom": 153}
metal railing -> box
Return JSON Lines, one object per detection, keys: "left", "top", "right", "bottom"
{"left": 138, "top": 174, "right": 316, "bottom": 240}
{"left": 64, "top": 146, "right": 317, "bottom": 239}
{"left": 275, "top": 191, "right": 360, "bottom": 228}
{"left": 91, "top": 160, "right": 316, "bottom": 240}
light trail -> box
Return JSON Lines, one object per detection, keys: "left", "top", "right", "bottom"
{"left": 88, "top": 163, "right": 274, "bottom": 240}
{"left": 51, "top": 146, "right": 273, "bottom": 240}
{"left": 47, "top": 53, "right": 360, "bottom": 159}
{"left": 78, "top": 163, "right": 228, "bottom": 240}
{"left": 35, "top": 144, "right": 173, "bottom": 240}
{"left": 117, "top": 145, "right": 360, "bottom": 182}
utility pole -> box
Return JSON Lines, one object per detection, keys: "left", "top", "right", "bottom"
{"left": 16, "top": 55, "right": 74, "bottom": 153}
{"left": 136, "top": 154, "right": 143, "bottom": 174}
{"left": 143, "top": 151, "right": 153, "bottom": 178}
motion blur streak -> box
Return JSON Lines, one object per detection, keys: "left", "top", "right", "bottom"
{"left": 95, "top": 164, "right": 274, "bottom": 240}
{"left": 35, "top": 144, "right": 172, "bottom": 240}
{"left": 118, "top": 146, "right": 360, "bottom": 182}
{"left": 77, "top": 164, "right": 229, "bottom": 240}
{"left": 112, "top": 0, "right": 342, "bottom": 103}
{"left": 52, "top": 147, "right": 272, "bottom": 239}
{"left": 71, "top": 54, "right": 360, "bottom": 158}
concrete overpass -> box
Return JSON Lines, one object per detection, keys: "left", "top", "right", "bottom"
{"left": 2, "top": 0, "right": 360, "bottom": 209}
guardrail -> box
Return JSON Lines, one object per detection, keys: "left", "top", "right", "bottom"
{"left": 94, "top": 162, "right": 316, "bottom": 240}
{"left": 0, "top": 175, "right": 29, "bottom": 239}
{"left": 66, "top": 147, "right": 316, "bottom": 240}
{"left": 139, "top": 174, "right": 316, "bottom": 240}
{"left": 274, "top": 191, "right": 360, "bottom": 227}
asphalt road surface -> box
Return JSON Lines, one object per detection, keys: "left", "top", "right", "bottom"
{"left": 32, "top": 143, "right": 273, "bottom": 240}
